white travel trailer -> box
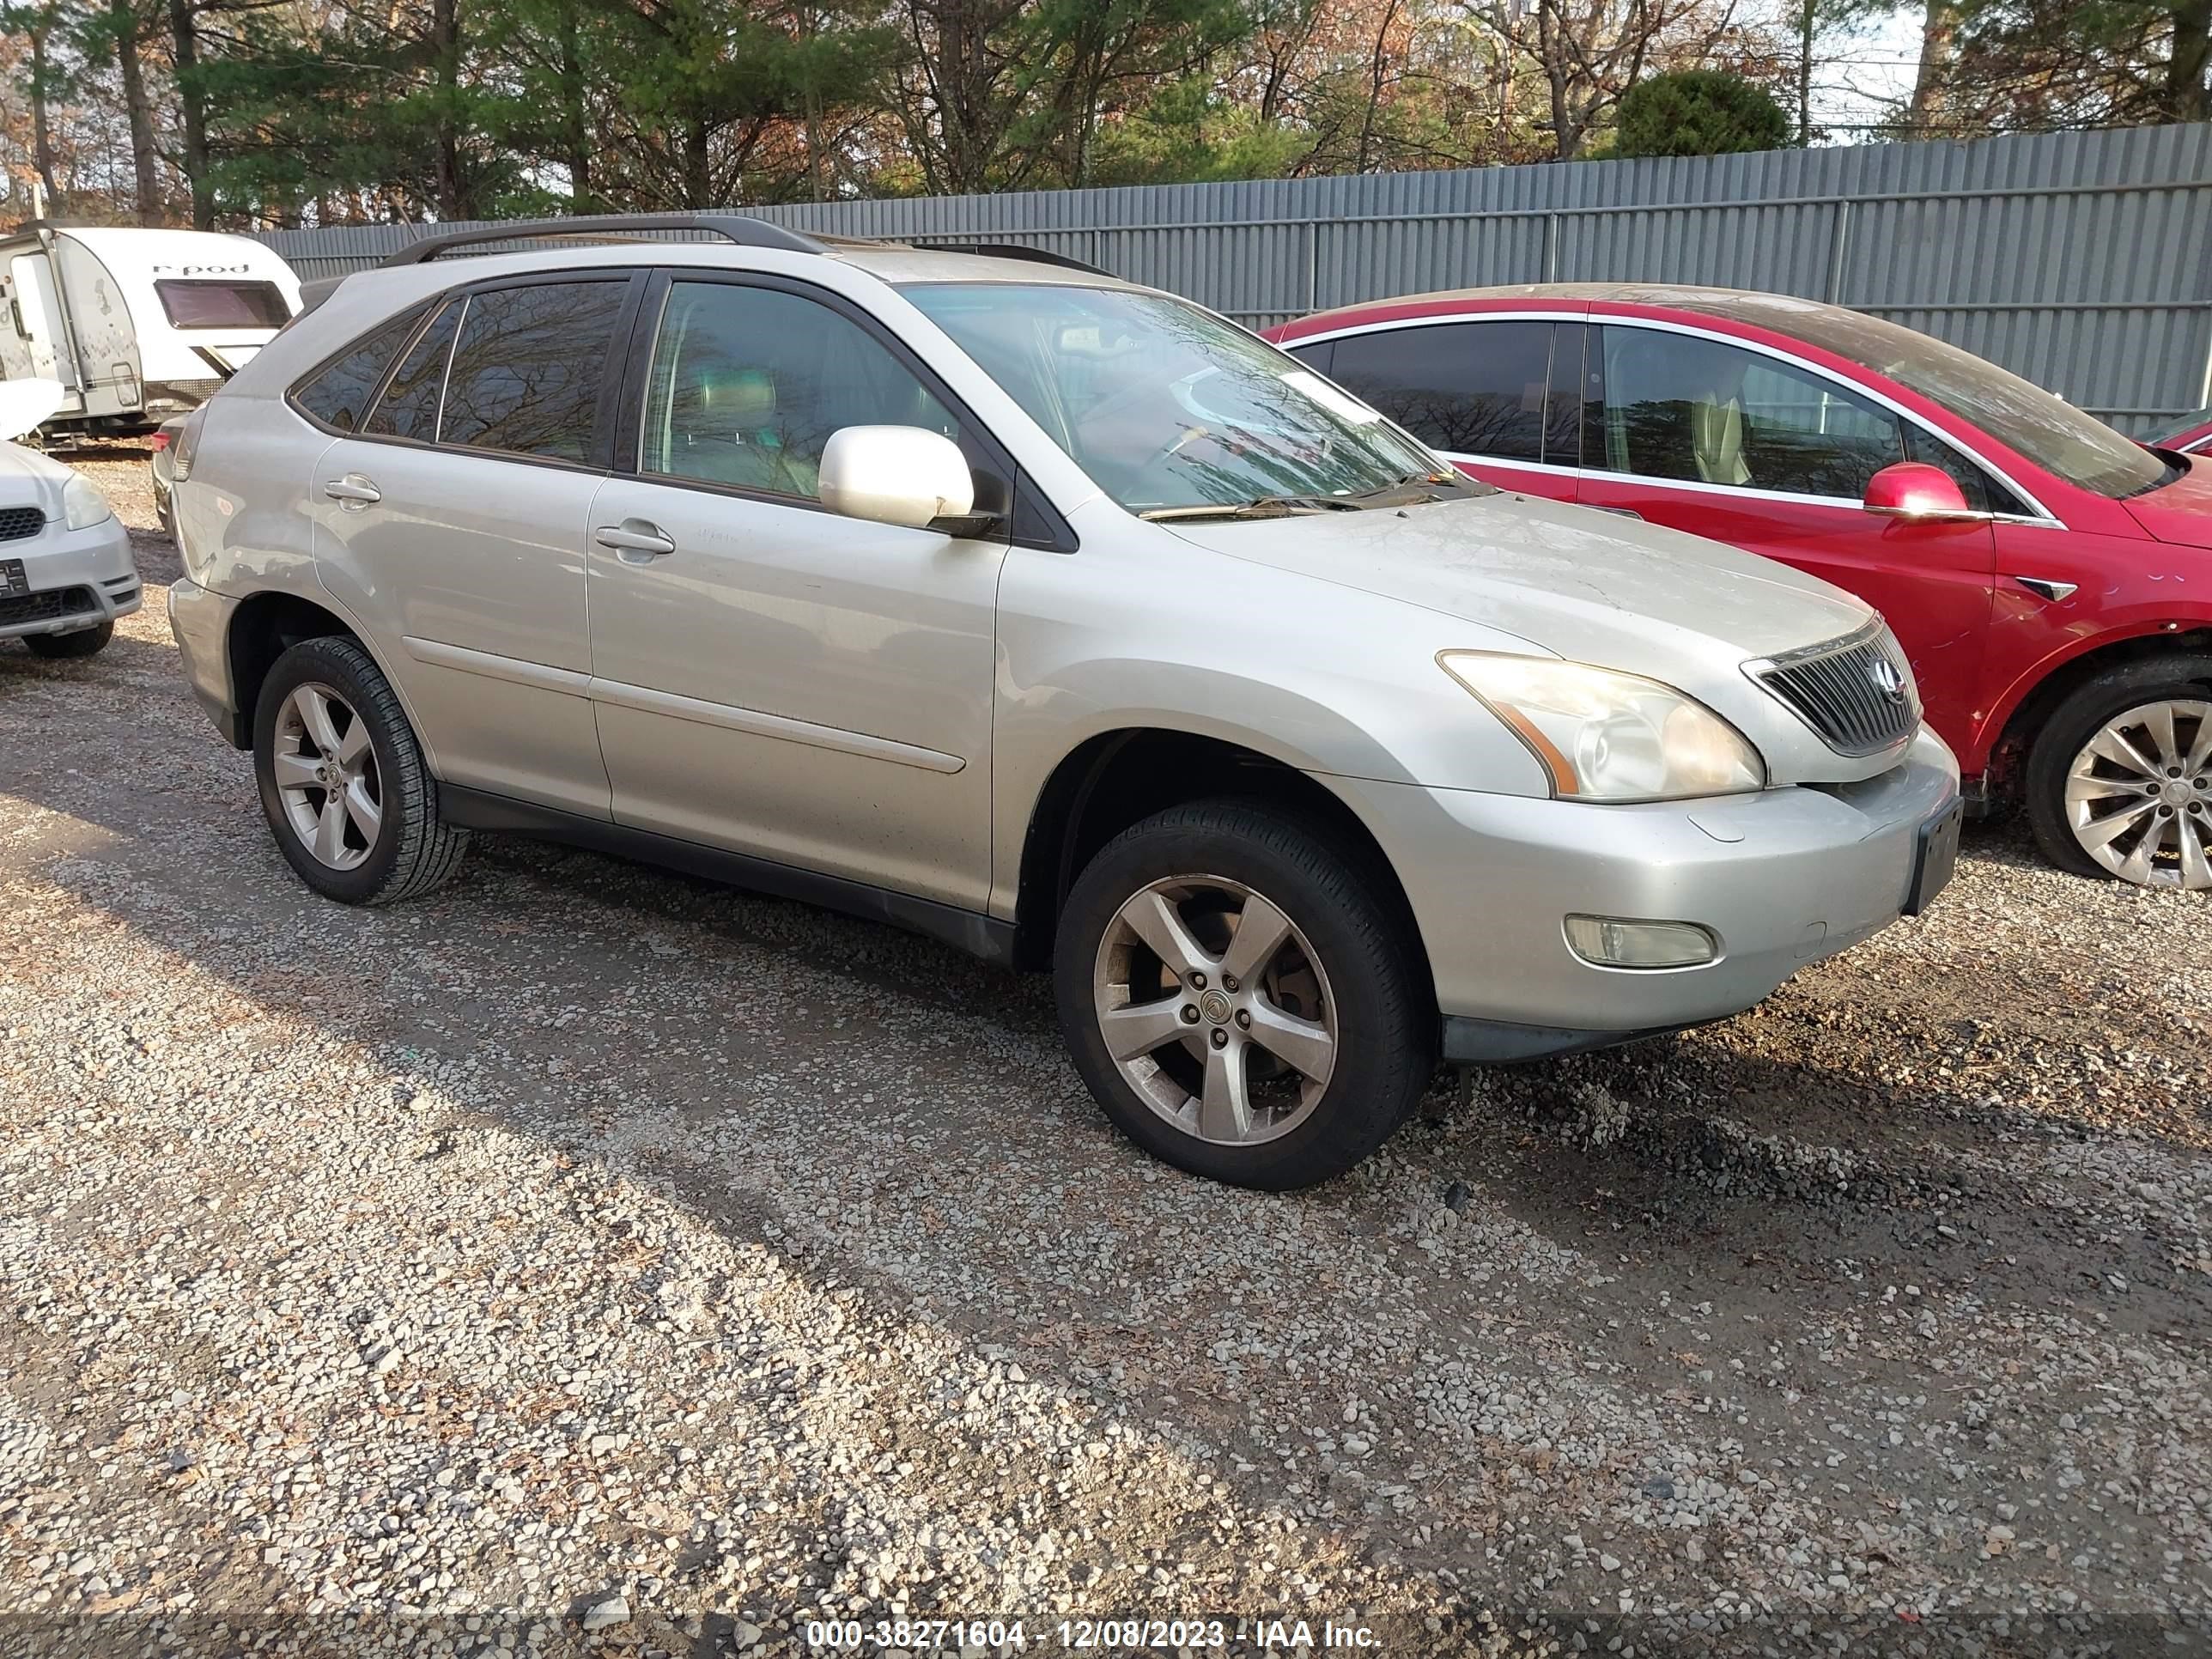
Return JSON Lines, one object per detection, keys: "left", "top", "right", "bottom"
{"left": 0, "top": 224, "right": 302, "bottom": 438}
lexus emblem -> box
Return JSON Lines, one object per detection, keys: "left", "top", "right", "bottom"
{"left": 1868, "top": 658, "right": 1906, "bottom": 702}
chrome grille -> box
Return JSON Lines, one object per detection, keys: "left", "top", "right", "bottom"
{"left": 0, "top": 506, "right": 44, "bottom": 543}
{"left": 1749, "top": 626, "right": 1921, "bottom": 757}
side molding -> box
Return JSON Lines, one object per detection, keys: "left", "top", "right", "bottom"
{"left": 438, "top": 784, "right": 1018, "bottom": 967}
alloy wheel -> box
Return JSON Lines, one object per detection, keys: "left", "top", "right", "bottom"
{"left": 1091, "top": 873, "right": 1337, "bottom": 1146}
{"left": 2063, "top": 698, "right": 2212, "bottom": 890}
{"left": 272, "top": 682, "right": 383, "bottom": 872}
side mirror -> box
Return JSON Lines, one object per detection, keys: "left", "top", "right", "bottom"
{"left": 1863, "top": 461, "right": 1990, "bottom": 524}
{"left": 819, "top": 425, "right": 978, "bottom": 531}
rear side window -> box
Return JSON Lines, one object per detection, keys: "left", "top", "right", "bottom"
{"left": 156, "top": 279, "right": 290, "bottom": 329}
{"left": 1325, "top": 320, "right": 1554, "bottom": 462}
{"left": 292, "top": 305, "right": 427, "bottom": 433}
{"left": 363, "top": 302, "right": 459, "bottom": 442}
{"left": 439, "top": 280, "right": 630, "bottom": 461}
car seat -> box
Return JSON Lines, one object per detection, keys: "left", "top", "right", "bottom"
{"left": 1688, "top": 384, "right": 1751, "bottom": 486}
{"left": 668, "top": 364, "right": 821, "bottom": 498}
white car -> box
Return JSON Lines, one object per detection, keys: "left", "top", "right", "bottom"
{"left": 0, "top": 381, "right": 139, "bottom": 659}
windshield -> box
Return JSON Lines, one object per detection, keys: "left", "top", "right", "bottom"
{"left": 1736, "top": 301, "right": 2171, "bottom": 500}
{"left": 902, "top": 282, "right": 1452, "bottom": 514}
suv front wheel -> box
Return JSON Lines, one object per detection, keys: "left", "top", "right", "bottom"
{"left": 1055, "top": 800, "right": 1434, "bottom": 1189}
{"left": 252, "top": 635, "right": 469, "bottom": 905}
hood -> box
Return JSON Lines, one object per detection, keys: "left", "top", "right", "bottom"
{"left": 2125, "top": 453, "right": 2212, "bottom": 550}
{"left": 0, "top": 378, "right": 64, "bottom": 442}
{"left": 1162, "top": 489, "right": 1872, "bottom": 665}
{"left": 0, "top": 440, "right": 70, "bottom": 519}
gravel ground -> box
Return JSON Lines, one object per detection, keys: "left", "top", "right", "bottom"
{"left": 3, "top": 445, "right": 2209, "bottom": 1657}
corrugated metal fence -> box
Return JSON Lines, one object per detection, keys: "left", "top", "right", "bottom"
{"left": 258, "top": 123, "right": 2212, "bottom": 433}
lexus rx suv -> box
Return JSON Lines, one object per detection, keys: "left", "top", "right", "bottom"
{"left": 166, "top": 218, "right": 1960, "bottom": 1188}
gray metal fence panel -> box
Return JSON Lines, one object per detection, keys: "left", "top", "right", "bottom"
{"left": 256, "top": 123, "right": 2212, "bottom": 431}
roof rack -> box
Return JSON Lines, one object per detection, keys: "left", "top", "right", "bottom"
{"left": 378, "top": 212, "right": 823, "bottom": 267}
{"left": 370, "top": 213, "right": 1119, "bottom": 282}
{"left": 910, "top": 240, "right": 1113, "bottom": 278}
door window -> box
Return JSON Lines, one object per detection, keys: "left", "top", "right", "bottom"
{"left": 1323, "top": 320, "right": 1554, "bottom": 461}
{"left": 439, "top": 280, "right": 631, "bottom": 461}
{"left": 291, "top": 304, "right": 428, "bottom": 433}
{"left": 639, "top": 281, "right": 957, "bottom": 501}
{"left": 362, "top": 301, "right": 459, "bottom": 443}
{"left": 1902, "top": 424, "right": 2028, "bottom": 516}
{"left": 1595, "top": 326, "right": 1905, "bottom": 499}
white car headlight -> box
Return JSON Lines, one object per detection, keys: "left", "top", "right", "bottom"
{"left": 63, "top": 474, "right": 114, "bottom": 532}
{"left": 1439, "top": 652, "right": 1765, "bottom": 802}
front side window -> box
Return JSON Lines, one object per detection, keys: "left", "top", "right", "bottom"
{"left": 292, "top": 304, "right": 426, "bottom": 433}
{"left": 363, "top": 301, "right": 459, "bottom": 442}
{"left": 639, "top": 281, "right": 958, "bottom": 501}
{"left": 1718, "top": 300, "right": 2171, "bottom": 499}
{"left": 440, "top": 280, "right": 629, "bottom": 461}
{"left": 902, "top": 282, "right": 1448, "bottom": 514}
{"left": 1323, "top": 320, "right": 1554, "bottom": 462}
{"left": 156, "top": 279, "right": 290, "bottom": 329}
{"left": 1595, "top": 326, "right": 1905, "bottom": 500}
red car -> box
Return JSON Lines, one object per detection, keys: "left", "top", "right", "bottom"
{"left": 2151, "top": 407, "right": 2212, "bottom": 455}
{"left": 1265, "top": 286, "right": 2212, "bottom": 890}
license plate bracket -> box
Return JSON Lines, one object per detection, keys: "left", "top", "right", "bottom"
{"left": 0, "top": 559, "right": 25, "bottom": 598}
{"left": 1906, "top": 798, "right": 1964, "bottom": 915}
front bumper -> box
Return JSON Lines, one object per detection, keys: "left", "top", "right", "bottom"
{"left": 0, "top": 517, "right": 141, "bottom": 641}
{"left": 1334, "top": 727, "right": 1961, "bottom": 1060}
{"left": 166, "top": 574, "right": 246, "bottom": 746}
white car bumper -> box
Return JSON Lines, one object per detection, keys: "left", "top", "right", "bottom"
{"left": 0, "top": 516, "right": 141, "bottom": 641}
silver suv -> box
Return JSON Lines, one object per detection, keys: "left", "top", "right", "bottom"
{"left": 167, "top": 216, "right": 1961, "bottom": 1188}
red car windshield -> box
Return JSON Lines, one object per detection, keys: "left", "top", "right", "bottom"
{"left": 1679, "top": 298, "right": 2173, "bottom": 501}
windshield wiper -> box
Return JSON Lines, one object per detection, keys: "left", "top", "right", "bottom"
{"left": 1138, "top": 495, "right": 1365, "bottom": 521}
{"left": 1335, "top": 469, "right": 1481, "bottom": 504}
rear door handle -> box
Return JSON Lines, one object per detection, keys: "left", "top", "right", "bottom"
{"left": 594, "top": 520, "right": 676, "bottom": 562}
{"left": 323, "top": 475, "right": 381, "bottom": 507}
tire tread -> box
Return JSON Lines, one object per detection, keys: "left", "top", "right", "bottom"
{"left": 256, "top": 635, "right": 468, "bottom": 905}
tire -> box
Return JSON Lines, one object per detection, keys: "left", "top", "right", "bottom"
{"left": 1054, "top": 799, "right": 1434, "bottom": 1189}
{"left": 2023, "top": 653, "right": 2212, "bottom": 890}
{"left": 22, "top": 621, "right": 113, "bottom": 659}
{"left": 252, "top": 635, "right": 469, "bottom": 905}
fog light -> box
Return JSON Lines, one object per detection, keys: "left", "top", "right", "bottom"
{"left": 1564, "top": 915, "right": 1718, "bottom": 969}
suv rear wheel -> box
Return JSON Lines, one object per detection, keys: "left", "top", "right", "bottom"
{"left": 1054, "top": 800, "right": 1433, "bottom": 1189}
{"left": 2025, "top": 654, "right": 2212, "bottom": 890}
{"left": 253, "top": 635, "right": 469, "bottom": 905}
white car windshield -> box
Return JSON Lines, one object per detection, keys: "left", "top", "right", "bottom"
{"left": 902, "top": 283, "right": 1456, "bottom": 514}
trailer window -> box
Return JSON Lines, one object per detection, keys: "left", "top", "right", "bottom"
{"left": 155, "top": 280, "right": 291, "bottom": 330}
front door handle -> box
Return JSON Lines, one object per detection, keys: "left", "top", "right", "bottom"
{"left": 323, "top": 475, "right": 381, "bottom": 507}
{"left": 594, "top": 520, "right": 676, "bottom": 563}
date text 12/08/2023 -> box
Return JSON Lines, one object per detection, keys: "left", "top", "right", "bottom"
{"left": 803, "top": 1617, "right": 1385, "bottom": 1649}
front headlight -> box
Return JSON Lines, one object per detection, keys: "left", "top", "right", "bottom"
{"left": 63, "top": 475, "right": 114, "bottom": 532}
{"left": 1439, "top": 652, "right": 1765, "bottom": 801}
